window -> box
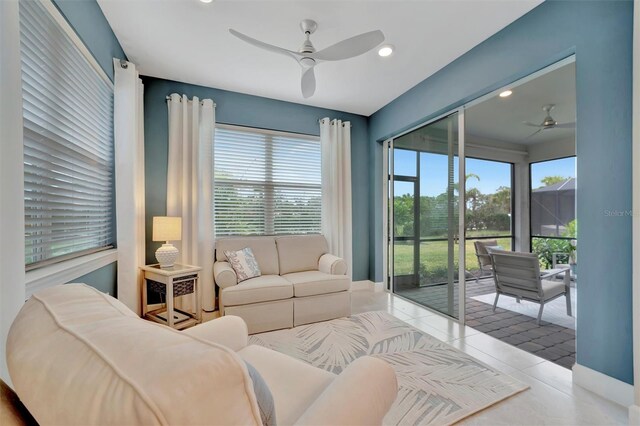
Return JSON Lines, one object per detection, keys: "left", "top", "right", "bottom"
{"left": 19, "top": 0, "right": 115, "bottom": 269}
{"left": 214, "top": 125, "right": 321, "bottom": 237}
{"left": 530, "top": 157, "right": 577, "bottom": 268}
{"left": 464, "top": 158, "right": 514, "bottom": 272}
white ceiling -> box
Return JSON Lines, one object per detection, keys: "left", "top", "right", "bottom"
{"left": 466, "top": 61, "right": 576, "bottom": 145}
{"left": 98, "top": 0, "right": 542, "bottom": 116}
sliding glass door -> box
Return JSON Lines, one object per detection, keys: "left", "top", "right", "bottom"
{"left": 388, "top": 113, "right": 465, "bottom": 319}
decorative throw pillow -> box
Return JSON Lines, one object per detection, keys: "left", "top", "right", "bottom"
{"left": 245, "top": 361, "right": 277, "bottom": 426}
{"left": 225, "top": 247, "right": 261, "bottom": 282}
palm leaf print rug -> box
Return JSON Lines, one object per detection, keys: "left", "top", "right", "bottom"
{"left": 250, "top": 311, "right": 528, "bottom": 425}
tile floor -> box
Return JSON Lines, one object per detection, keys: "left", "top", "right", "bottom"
{"left": 351, "top": 288, "right": 628, "bottom": 425}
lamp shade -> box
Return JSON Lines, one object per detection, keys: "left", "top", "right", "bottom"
{"left": 152, "top": 216, "right": 182, "bottom": 241}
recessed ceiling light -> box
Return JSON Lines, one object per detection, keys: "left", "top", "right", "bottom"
{"left": 378, "top": 45, "right": 394, "bottom": 57}
{"left": 499, "top": 90, "right": 513, "bottom": 98}
{"left": 200, "top": 0, "right": 213, "bottom": 3}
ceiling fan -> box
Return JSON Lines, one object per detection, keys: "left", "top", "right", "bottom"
{"left": 229, "top": 19, "right": 384, "bottom": 98}
{"left": 521, "top": 104, "right": 575, "bottom": 141}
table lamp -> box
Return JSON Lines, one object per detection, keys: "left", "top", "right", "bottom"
{"left": 152, "top": 216, "right": 182, "bottom": 268}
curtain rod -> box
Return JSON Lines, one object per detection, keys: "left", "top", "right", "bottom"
{"left": 318, "top": 118, "right": 352, "bottom": 128}
{"left": 165, "top": 95, "right": 217, "bottom": 107}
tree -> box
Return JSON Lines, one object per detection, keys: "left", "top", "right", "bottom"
{"left": 540, "top": 175, "right": 569, "bottom": 187}
{"left": 452, "top": 173, "right": 480, "bottom": 194}
{"left": 489, "top": 186, "right": 511, "bottom": 212}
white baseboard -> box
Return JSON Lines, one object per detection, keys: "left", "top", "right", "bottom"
{"left": 572, "top": 363, "right": 635, "bottom": 407}
{"left": 351, "top": 280, "right": 386, "bottom": 292}
{"left": 351, "top": 280, "right": 375, "bottom": 290}
{"left": 630, "top": 404, "right": 640, "bottom": 425}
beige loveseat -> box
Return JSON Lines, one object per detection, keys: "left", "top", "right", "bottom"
{"left": 7, "top": 284, "right": 398, "bottom": 425}
{"left": 214, "top": 234, "right": 351, "bottom": 333}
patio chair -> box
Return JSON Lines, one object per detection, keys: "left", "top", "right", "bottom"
{"left": 473, "top": 240, "right": 499, "bottom": 283}
{"left": 489, "top": 250, "right": 572, "bottom": 325}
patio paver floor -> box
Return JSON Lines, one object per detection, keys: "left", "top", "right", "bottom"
{"left": 396, "top": 277, "right": 576, "bottom": 369}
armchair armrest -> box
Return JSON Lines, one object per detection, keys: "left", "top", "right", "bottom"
{"left": 295, "top": 356, "right": 397, "bottom": 426}
{"left": 214, "top": 261, "right": 237, "bottom": 288}
{"left": 540, "top": 267, "right": 570, "bottom": 280}
{"left": 182, "top": 315, "right": 248, "bottom": 352}
{"left": 318, "top": 253, "right": 347, "bottom": 275}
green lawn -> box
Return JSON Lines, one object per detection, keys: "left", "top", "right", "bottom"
{"left": 393, "top": 236, "right": 512, "bottom": 284}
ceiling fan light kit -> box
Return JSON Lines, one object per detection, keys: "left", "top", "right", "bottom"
{"left": 378, "top": 45, "right": 394, "bottom": 57}
{"left": 229, "top": 19, "right": 385, "bottom": 98}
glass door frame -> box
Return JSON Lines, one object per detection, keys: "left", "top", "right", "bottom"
{"left": 383, "top": 108, "right": 466, "bottom": 322}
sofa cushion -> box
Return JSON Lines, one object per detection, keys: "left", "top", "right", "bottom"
{"left": 216, "top": 237, "right": 279, "bottom": 275}
{"left": 283, "top": 271, "right": 351, "bottom": 297}
{"left": 225, "top": 248, "right": 262, "bottom": 282}
{"left": 222, "top": 275, "right": 293, "bottom": 307}
{"left": 7, "top": 284, "right": 262, "bottom": 426}
{"left": 239, "top": 345, "right": 335, "bottom": 426}
{"left": 275, "top": 235, "right": 329, "bottom": 275}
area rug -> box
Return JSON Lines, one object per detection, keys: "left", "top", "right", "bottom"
{"left": 249, "top": 311, "right": 528, "bottom": 425}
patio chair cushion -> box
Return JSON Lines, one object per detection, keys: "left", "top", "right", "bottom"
{"left": 541, "top": 279, "right": 566, "bottom": 300}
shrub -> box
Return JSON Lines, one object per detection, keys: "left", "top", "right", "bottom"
{"left": 532, "top": 237, "right": 572, "bottom": 269}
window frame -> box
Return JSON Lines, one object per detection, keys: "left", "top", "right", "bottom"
{"left": 462, "top": 155, "right": 515, "bottom": 250}
{"left": 528, "top": 155, "right": 577, "bottom": 248}
{"left": 213, "top": 123, "right": 322, "bottom": 237}
{"left": 20, "top": 0, "right": 117, "bottom": 290}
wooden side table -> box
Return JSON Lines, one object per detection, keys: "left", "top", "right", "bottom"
{"left": 141, "top": 264, "right": 202, "bottom": 329}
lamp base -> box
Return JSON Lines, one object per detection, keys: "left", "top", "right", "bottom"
{"left": 155, "top": 243, "right": 179, "bottom": 269}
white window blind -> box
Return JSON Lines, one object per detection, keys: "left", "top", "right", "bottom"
{"left": 214, "top": 125, "right": 321, "bottom": 237}
{"left": 19, "top": 0, "right": 115, "bottom": 269}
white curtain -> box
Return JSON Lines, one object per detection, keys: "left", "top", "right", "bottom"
{"left": 320, "top": 118, "right": 353, "bottom": 277}
{"left": 167, "top": 93, "right": 215, "bottom": 312}
{"left": 113, "top": 59, "right": 145, "bottom": 314}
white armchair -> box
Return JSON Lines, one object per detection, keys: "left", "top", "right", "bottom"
{"left": 7, "top": 285, "right": 397, "bottom": 426}
{"left": 186, "top": 315, "right": 398, "bottom": 426}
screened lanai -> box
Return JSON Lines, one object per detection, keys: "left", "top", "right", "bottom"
{"left": 387, "top": 59, "right": 578, "bottom": 369}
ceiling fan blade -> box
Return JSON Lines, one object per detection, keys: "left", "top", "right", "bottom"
{"left": 554, "top": 122, "right": 576, "bottom": 129}
{"left": 523, "top": 121, "right": 544, "bottom": 128}
{"left": 229, "top": 29, "right": 300, "bottom": 60}
{"left": 310, "top": 30, "right": 384, "bottom": 61}
{"left": 521, "top": 129, "right": 543, "bottom": 142}
{"left": 301, "top": 67, "right": 316, "bottom": 98}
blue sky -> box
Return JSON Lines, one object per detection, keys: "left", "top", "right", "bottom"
{"left": 394, "top": 149, "right": 576, "bottom": 196}
{"left": 530, "top": 157, "right": 576, "bottom": 188}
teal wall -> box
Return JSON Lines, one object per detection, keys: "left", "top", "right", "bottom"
{"left": 368, "top": 0, "right": 634, "bottom": 384}
{"left": 142, "top": 78, "right": 371, "bottom": 281}
{"left": 51, "top": 0, "right": 126, "bottom": 81}
{"left": 50, "top": 0, "right": 125, "bottom": 295}
{"left": 68, "top": 262, "right": 118, "bottom": 295}
{"left": 45, "top": 0, "right": 635, "bottom": 386}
